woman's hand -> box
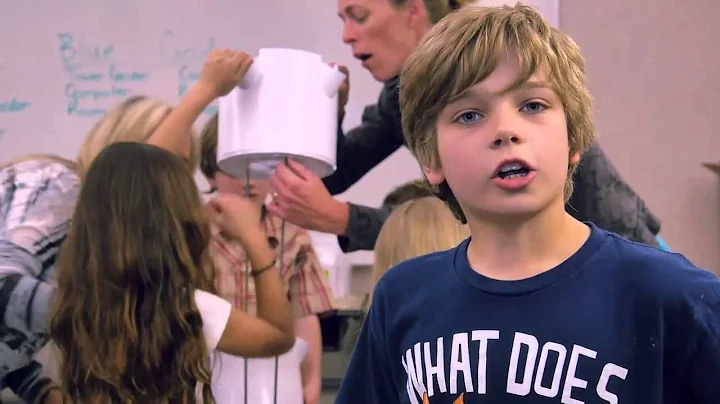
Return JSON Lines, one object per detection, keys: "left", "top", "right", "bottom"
{"left": 206, "top": 193, "right": 264, "bottom": 246}
{"left": 267, "top": 160, "right": 350, "bottom": 235}
{"left": 199, "top": 49, "right": 254, "bottom": 98}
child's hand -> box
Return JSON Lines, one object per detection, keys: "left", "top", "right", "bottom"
{"left": 206, "top": 193, "right": 264, "bottom": 245}
{"left": 199, "top": 49, "right": 254, "bottom": 98}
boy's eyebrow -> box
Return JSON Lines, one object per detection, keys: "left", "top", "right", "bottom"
{"left": 449, "top": 80, "right": 553, "bottom": 104}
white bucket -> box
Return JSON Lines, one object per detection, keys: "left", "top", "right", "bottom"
{"left": 210, "top": 337, "right": 309, "bottom": 403}
{"left": 217, "top": 48, "right": 346, "bottom": 180}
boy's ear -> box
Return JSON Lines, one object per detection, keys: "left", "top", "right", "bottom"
{"left": 570, "top": 152, "right": 580, "bottom": 165}
{"left": 422, "top": 164, "right": 445, "bottom": 186}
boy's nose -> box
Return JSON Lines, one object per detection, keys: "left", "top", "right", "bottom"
{"left": 490, "top": 130, "right": 524, "bottom": 148}
{"left": 490, "top": 110, "right": 526, "bottom": 148}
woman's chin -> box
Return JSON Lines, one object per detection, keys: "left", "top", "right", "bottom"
{"left": 372, "top": 71, "right": 394, "bottom": 83}
{"left": 365, "top": 64, "right": 392, "bottom": 82}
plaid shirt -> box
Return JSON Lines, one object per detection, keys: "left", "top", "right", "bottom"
{"left": 0, "top": 157, "right": 80, "bottom": 403}
{"left": 209, "top": 211, "right": 336, "bottom": 317}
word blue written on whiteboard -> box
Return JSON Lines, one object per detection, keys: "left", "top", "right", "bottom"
{"left": 0, "top": 98, "right": 31, "bottom": 113}
{"left": 57, "top": 33, "right": 151, "bottom": 117}
{"left": 58, "top": 32, "right": 114, "bottom": 64}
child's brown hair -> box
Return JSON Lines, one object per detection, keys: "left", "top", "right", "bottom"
{"left": 400, "top": 4, "right": 595, "bottom": 222}
{"left": 51, "top": 142, "right": 216, "bottom": 403}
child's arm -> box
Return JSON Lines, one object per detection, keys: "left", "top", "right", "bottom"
{"left": 297, "top": 315, "right": 323, "bottom": 404}
{"left": 4, "top": 360, "right": 59, "bottom": 404}
{"left": 0, "top": 160, "right": 79, "bottom": 403}
{"left": 203, "top": 194, "right": 295, "bottom": 357}
{"left": 217, "top": 235, "right": 295, "bottom": 357}
{"left": 146, "top": 49, "right": 252, "bottom": 160}
{"left": 195, "top": 238, "right": 295, "bottom": 357}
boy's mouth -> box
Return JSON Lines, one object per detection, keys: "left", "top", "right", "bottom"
{"left": 493, "top": 160, "right": 535, "bottom": 179}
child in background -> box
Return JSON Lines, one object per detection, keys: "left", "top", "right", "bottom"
{"left": 50, "top": 142, "right": 295, "bottom": 403}
{"left": 0, "top": 155, "right": 79, "bottom": 404}
{"left": 380, "top": 179, "right": 435, "bottom": 211}
{"left": 0, "top": 49, "right": 253, "bottom": 404}
{"left": 199, "top": 114, "right": 335, "bottom": 404}
{"left": 342, "top": 196, "right": 469, "bottom": 356}
{"left": 371, "top": 197, "right": 469, "bottom": 287}
{"left": 338, "top": 5, "right": 720, "bottom": 403}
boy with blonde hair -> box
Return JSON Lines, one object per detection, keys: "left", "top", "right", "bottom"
{"left": 337, "top": 5, "right": 720, "bottom": 403}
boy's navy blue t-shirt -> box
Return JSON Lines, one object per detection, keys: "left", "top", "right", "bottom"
{"left": 337, "top": 224, "right": 720, "bottom": 403}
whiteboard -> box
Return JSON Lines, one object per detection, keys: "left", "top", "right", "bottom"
{"left": 0, "top": 0, "right": 398, "bottom": 266}
{"left": 0, "top": 0, "right": 387, "bottom": 168}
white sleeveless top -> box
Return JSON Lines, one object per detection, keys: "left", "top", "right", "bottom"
{"left": 194, "top": 290, "right": 232, "bottom": 350}
{"left": 194, "top": 290, "right": 307, "bottom": 403}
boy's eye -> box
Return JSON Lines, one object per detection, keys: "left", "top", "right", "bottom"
{"left": 521, "top": 102, "right": 546, "bottom": 113}
{"left": 456, "top": 111, "right": 482, "bottom": 124}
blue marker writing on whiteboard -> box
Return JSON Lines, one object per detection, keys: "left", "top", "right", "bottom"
{"left": 58, "top": 32, "right": 115, "bottom": 64}
{"left": 0, "top": 98, "right": 31, "bottom": 113}
{"left": 110, "top": 64, "right": 150, "bottom": 82}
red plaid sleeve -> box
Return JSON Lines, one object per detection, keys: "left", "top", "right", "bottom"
{"left": 267, "top": 216, "right": 336, "bottom": 317}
